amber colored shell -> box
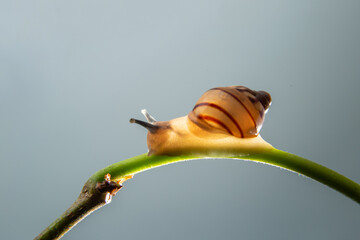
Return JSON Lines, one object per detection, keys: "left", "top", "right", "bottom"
{"left": 188, "top": 86, "right": 271, "bottom": 138}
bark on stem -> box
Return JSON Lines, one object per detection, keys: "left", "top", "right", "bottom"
{"left": 34, "top": 179, "right": 122, "bottom": 240}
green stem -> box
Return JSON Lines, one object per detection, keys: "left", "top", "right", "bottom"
{"left": 35, "top": 148, "right": 360, "bottom": 240}
{"left": 90, "top": 148, "right": 360, "bottom": 203}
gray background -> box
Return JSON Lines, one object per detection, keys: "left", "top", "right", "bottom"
{"left": 1, "top": 1, "right": 360, "bottom": 239}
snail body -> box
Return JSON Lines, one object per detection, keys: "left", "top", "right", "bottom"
{"left": 130, "top": 86, "right": 273, "bottom": 156}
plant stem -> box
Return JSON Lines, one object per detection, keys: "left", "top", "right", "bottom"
{"left": 90, "top": 148, "right": 360, "bottom": 203}
{"left": 34, "top": 148, "right": 360, "bottom": 240}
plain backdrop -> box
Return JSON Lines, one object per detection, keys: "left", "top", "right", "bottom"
{"left": 1, "top": 1, "right": 360, "bottom": 239}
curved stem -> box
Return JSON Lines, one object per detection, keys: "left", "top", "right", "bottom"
{"left": 90, "top": 148, "right": 360, "bottom": 203}
{"left": 35, "top": 148, "right": 360, "bottom": 239}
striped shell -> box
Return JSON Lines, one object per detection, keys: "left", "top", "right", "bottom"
{"left": 188, "top": 86, "right": 271, "bottom": 138}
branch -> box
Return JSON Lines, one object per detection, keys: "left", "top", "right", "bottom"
{"left": 34, "top": 178, "right": 122, "bottom": 240}
{"left": 34, "top": 148, "right": 360, "bottom": 239}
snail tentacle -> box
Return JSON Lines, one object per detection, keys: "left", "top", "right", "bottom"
{"left": 129, "top": 118, "right": 159, "bottom": 133}
{"left": 141, "top": 109, "right": 157, "bottom": 123}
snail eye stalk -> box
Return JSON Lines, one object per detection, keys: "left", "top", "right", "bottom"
{"left": 129, "top": 118, "right": 159, "bottom": 133}
{"left": 141, "top": 109, "right": 157, "bottom": 123}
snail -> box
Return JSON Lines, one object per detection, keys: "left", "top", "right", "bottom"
{"left": 130, "top": 86, "right": 273, "bottom": 156}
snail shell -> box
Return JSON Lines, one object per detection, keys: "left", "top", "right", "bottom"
{"left": 188, "top": 86, "right": 271, "bottom": 138}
